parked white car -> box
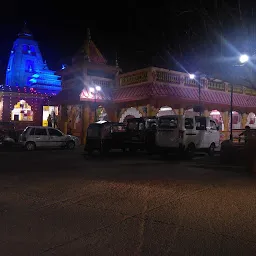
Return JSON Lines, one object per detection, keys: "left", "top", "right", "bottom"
{"left": 19, "top": 126, "right": 80, "bottom": 151}
{"left": 155, "top": 115, "right": 220, "bottom": 157}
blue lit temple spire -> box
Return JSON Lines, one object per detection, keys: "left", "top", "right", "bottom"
{"left": 5, "top": 24, "right": 61, "bottom": 94}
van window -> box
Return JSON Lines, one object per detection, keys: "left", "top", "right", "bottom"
{"left": 210, "top": 120, "right": 217, "bottom": 130}
{"left": 158, "top": 117, "right": 178, "bottom": 129}
{"left": 185, "top": 118, "right": 194, "bottom": 129}
{"left": 195, "top": 117, "right": 206, "bottom": 130}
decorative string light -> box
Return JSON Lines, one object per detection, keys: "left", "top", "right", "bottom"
{"left": 9, "top": 85, "right": 12, "bottom": 121}
{"left": 31, "top": 88, "right": 34, "bottom": 117}
{"left": 0, "top": 85, "right": 4, "bottom": 120}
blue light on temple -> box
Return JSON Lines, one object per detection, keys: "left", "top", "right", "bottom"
{"left": 5, "top": 24, "right": 61, "bottom": 95}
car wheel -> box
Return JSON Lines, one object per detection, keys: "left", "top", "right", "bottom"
{"left": 26, "top": 142, "right": 36, "bottom": 151}
{"left": 66, "top": 141, "right": 75, "bottom": 150}
{"left": 208, "top": 143, "right": 215, "bottom": 156}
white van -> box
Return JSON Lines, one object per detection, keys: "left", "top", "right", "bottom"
{"left": 155, "top": 115, "right": 220, "bottom": 157}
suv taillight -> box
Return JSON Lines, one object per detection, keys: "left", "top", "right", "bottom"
{"left": 179, "top": 130, "right": 184, "bottom": 139}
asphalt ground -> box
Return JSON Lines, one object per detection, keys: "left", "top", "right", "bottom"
{"left": 0, "top": 147, "right": 254, "bottom": 255}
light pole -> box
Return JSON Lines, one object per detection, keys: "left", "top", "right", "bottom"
{"left": 189, "top": 74, "right": 201, "bottom": 116}
{"left": 230, "top": 84, "right": 233, "bottom": 141}
{"left": 89, "top": 85, "right": 101, "bottom": 121}
{"left": 229, "top": 54, "right": 250, "bottom": 141}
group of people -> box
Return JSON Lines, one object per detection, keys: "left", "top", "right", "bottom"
{"left": 47, "top": 112, "right": 58, "bottom": 128}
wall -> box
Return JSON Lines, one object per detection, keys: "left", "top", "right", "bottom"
{"left": 2, "top": 94, "right": 46, "bottom": 127}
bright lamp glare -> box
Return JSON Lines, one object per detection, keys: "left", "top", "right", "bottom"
{"left": 189, "top": 74, "right": 195, "bottom": 79}
{"left": 239, "top": 54, "right": 249, "bottom": 64}
{"left": 95, "top": 86, "right": 101, "bottom": 91}
{"left": 89, "top": 87, "right": 95, "bottom": 93}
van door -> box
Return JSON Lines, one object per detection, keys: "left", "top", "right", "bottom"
{"left": 184, "top": 117, "right": 198, "bottom": 148}
{"left": 156, "top": 116, "right": 180, "bottom": 148}
{"left": 195, "top": 116, "right": 207, "bottom": 148}
{"left": 209, "top": 120, "right": 220, "bottom": 147}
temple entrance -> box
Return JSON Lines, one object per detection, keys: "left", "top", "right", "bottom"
{"left": 157, "top": 106, "right": 175, "bottom": 117}
{"left": 229, "top": 111, "right": 242, "bottom": 129}
{"left": 210, "top": 110, "right": 224, "bottom": 131}
{"left": 120, "top": 107, "right": 142, "bottom": 122}
{"left": 11, "top": 99, "right": 33, "bottom": 121}
{"left": 42, "top": 106, "right": 58, "bottom": 127}
{"left": 246, "top": 112, "right": 256, "bottom": 128}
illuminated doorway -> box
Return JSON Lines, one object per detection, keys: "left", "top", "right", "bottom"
{"left": 11, "top": 100, "right": 33, "bottom": 121}
{"left": 246, "top": 112, "right": 256, "bottom": 128}
{"left": 229, "top": 111, "right": 241, "bottom": 129}
{"left": 210, "top": 110, "right": 224, "bottom": 131}
{"left": 42, "top": 106, "right": 58, "bottom": 127}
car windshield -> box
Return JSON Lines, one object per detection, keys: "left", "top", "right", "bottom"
{"left": 158, "top": 117, "right": 178, "bottom": 129}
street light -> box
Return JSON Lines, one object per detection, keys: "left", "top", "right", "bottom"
{"left": 239, "top": 54, "right": 249, "bottom": 64}
{"left": 89, "top": 86, "right": 101, "bottom": 121}
{"left": 229, "top": 53, "right": 251, "bottom": 141}
{"left": 189, "top": 73, "right": 195, "bottom": 79}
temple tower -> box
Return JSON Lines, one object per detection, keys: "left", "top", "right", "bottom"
{"left": 5, "top": 23, "right": 61, "bottom": 93}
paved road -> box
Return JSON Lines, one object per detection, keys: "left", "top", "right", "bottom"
{"left": 0, "top": 148, "right": 255, "bottom": 255}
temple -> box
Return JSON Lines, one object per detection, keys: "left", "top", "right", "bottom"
{"left": 5, "top": 23, "right": 61, "bottom": 93}
{"left": 0, "top": 24, "right": 61, "bottom": 128}
{"left": 53, "top": 31, "right": 256, "bottom": 144}
{"left": 1, "top": 25, "right": 256, "bottom": 143}
{"left": 53, "top": 29, "right": 120, "bottom": 141}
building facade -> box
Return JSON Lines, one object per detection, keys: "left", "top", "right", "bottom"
{"left": 52, "top": 33, "right": 120, "bottom": 142}
{"left": 0, "top": 25, "right": 61, "bottom": 129}
{"left": 55, "top": 58, "right": 256, "bottom": 143}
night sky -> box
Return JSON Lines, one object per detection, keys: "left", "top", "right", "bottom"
{"left": 0, "top": 1, "right": 255, "bottom": 85}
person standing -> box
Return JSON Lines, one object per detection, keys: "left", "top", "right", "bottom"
{"left": 47, "top": 114, "right": 52, "bottom": 127}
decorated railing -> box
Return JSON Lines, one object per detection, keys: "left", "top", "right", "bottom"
{"left": 118, "top": 67, "right": 256, "bottom": 97}
{"left": 119, "top": 69, "right": 149, "bottom": 86}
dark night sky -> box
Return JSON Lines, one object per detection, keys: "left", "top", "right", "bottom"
{"left": 0, "top": 1, "right": 256, "bottom": 85}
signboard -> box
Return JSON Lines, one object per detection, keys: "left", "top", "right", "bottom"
{"left": 120, "top": 71, "right": 148, "bottom": 86}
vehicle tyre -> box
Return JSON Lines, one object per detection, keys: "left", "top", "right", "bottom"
{"left": 26, "top": 142, "right": 36, "bottom": 151}
{"left": 66, "top": 141, "right": 75, "bottom": 150}
{"left": 186, "top": 143, "right": 195, "bottom": 159}
{"left": 208, "top": 143, "right": 215, "bottom": 156}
